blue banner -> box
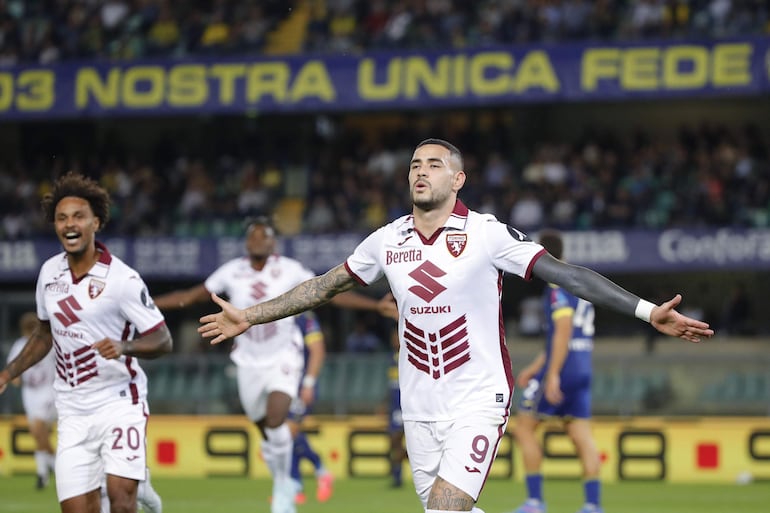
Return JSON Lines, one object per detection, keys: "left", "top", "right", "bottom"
{"left": 2, "top": 228, "right": 769, "bottom": 282}
{"left": 0, "top": 38, "right": 767, "bottom": 119}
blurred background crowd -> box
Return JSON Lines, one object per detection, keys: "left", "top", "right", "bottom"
{"left": 0, "top": 0, "right": 768, "bottom": 65}
{"left": 2, "top": 114, "right": 768, "bottom": 240}
{"left": 1, "top": 0, "right": 769, "bottom": 241}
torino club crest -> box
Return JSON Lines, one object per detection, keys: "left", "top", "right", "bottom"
{"left": 446, "top": 233, "right": 467, "bottom": 257}
{"left": 88, "top": 279, "right": 106, "bottom": 299}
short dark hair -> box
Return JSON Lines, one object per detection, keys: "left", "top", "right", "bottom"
{"left": 538, "top": 229, "right": 564, "bottom": 260}
{"left": 416, "top": 138, "right": 464, "bottom": 169}
{"left": 41, "top": 171, "right": 111, "bottom": 230}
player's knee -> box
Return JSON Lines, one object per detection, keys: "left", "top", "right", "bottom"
{"left": 262, "top": 410, "right": 290, "bottom": 429}
{"left": 582, "top": 454, "right": 601, "bottom": 477}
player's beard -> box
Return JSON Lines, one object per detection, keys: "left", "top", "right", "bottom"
{"left": 411, "top": 184, "right": 452, "bottom": 212}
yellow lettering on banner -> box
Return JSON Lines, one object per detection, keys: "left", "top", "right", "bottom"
{"left": 290, "top": 61, "right": 335, "bottom": 101}
{"left": 470, "top": 52, "right": 511, "bottom": 95}
{"left": 584, "top": 43, "right": 755, "bottom": 92}
{"left": 358, "top": 58, "right": 401, "bottom": 100}
{"left": 76, "top": 68, "right": 120, "bottom": 108}
{"left": 512, "top": 51, "right": 559, "bottom": 92}
{"left": 168, "top": 65, "right": 207, "bottom": 106}
{"left": 582, "top": 49, "right": 620, "bottom": 91}
{"left": 453, "top": 54, "right": 467, "bottom": 96}
{"left": 210, "top": 64, "right": 245, "bottom": 104}
{"left": 663, "top": 46, "right": 708, "bottom": 88}
{"left": 122, "top": 66, "right": 164, "bottom": 108}
{"left": 17, "top": 70, "right": 54, "bottom": 110}
{"left": 0, "top": 73, "right": 13, "bottom": 110}
{"left": 404, "top": 56, "right": 450, "bottom": 98}
{"left": 246, "top": 62, "right": 289, "bottom": 103}
{"left": 360, "top": 51, "right": 560, "bottom": 100}
{"left": 622, "top": 48, "right": 659, "bottom": 90}
{"left": 713, "top": 43, "right": 751, "bottom": 87}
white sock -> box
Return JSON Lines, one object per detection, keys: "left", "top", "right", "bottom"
{"left": 46, "top": 452, "right": 56, "bottom": 473}
{"left": 262, "top": 424, "right": 293, "bottom": 480}
{"left": 100, "top": 485, "right": 110, "bottom": 513}
{"left": 34, "top": 451, "right": 48, "bottom": 476}
{"left": 135, "top": 468, "right": 164, "bottom": 513}
{"left": 137, "top": 473, "right": 154, "bottom": 503}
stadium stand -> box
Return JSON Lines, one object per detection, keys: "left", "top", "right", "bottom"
{"left": 1, "top": 1, "right": 769, "bottom": 421}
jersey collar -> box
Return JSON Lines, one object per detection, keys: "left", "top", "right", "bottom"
{"left": 402, "top": 199, "right": 470, "bottom": 244}
{"left": 58, "top": 241, "right": 113, "bottom": 280}
{"left": 445, "top": 199, "right": 469, "bottom": 231}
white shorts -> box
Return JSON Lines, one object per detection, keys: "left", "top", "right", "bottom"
{"left": 404, "top": 414, "right": 508, "bottom": 507}
{"left": 55, "top": 400, "right": 149, "bottom": 501}
{"left": 237, "top": 351, "right": 303, "bottom": 422}
{"left": 22, "top": 386, "right": 57, "bottom": 425}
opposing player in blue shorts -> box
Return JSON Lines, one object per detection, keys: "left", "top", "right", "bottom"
{"left": 511, "top": 229, "right": 603, "bottom": 513}
{"left": 287, "top": 312, "right": 333, "bottom": 504}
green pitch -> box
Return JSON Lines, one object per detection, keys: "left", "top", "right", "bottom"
{"left": 1, "top": 476, "right": 767, "bottom": 513}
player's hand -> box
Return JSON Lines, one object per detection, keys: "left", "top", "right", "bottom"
{"left": 300, "top": 386, "right": 315, "bottom": 405}
{"left": 516, "top": 367, "right": 536, "bottom": 388}
{"left": 198, "top": 293, "right": 251, "bottom": 344}
{"left": 544, "top": 374, "right": 563, "bottom": 405}
{"left": 377, "top": 293, "right": 399, "bottom": 321}
{"left": 651, "top": 294, "right": 714, "bottom": 343}
{"left": 92, "top": 338, "right": 123, "bottom": 359}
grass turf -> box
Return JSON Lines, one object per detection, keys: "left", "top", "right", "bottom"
{"left": 1, "top": 475, "right": 768, "bottom": 513}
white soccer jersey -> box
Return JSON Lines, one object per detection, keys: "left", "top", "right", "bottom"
{"left": 345, "top": 201, "right": 546, "bottom": 422}
{"left": 8, "top": 335, "right": 56, "bottom": 390}
{"left": 204, "top": 254, "right": 315, "bottom": 368}
{"left": 35, "top": 242, "right": 166, "bottom": 417}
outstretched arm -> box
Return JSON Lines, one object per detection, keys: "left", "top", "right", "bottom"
{"left": 153, "top": 284, "right": 210, "bottom": 311}
{"left": 199, "top": 263, "right": 359, "bottom": 344}
{"left": 531, "top": 254, "right": 713, "bottom": 342}
{"left": 331, "top": 291, "right": 399, "bottom": 321}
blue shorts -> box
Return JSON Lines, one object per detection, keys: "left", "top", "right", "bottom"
{"left": 517, "top": 373, "right": 592, "bottom": 420}
{"left": 388, "top": 386, "right": 403, "bottom": 433}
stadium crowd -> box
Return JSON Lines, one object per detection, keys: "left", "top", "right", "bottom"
{"left": 1, "top": 116, "right": 768, "bottom": 239}
{"left": 0, "top": 0, "right": 768, "bottom": 239}
{"left": 0, "top": 0, "right": 767, "bottom": 65}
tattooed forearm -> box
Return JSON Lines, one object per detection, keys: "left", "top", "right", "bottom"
{"left": 244, "top": 264, "right": 357, "bottom": 325}
{"left": 426, "top": 477, "right": 475, "bottom": 511}
{"left": 6, "top": 331, "right": 53, "bottom": 380}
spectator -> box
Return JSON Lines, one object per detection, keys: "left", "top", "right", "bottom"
{"left": 146, "top": 2, "right": 181, "bottom": 56}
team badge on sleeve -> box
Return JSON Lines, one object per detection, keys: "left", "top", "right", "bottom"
{"left": 506, "top": 226, "right": 531, "bottom": 242}
{"left": 140, "top": 287, "right": 156, "bottom": 309}
{"left": 88, "top": 279, "right": 106, "bottom": 299}
{"left": 446, "top": 233, "right": 467, "bottom": 257}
